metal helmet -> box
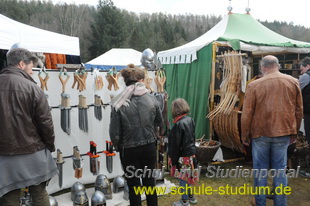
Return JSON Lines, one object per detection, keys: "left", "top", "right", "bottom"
{"left": 71, "top": 181, "right": 86, "bottom": 201}
{"left": 73, "top": 190, "right": 89, "bottom": 206}
{"left": 141, "top": 48, "right": 155, "bottom": 70}
{"left": 91, "top": 191, "right": 106, "bottom": 206}
{"left": 94, "top": 174, "right": 112, "bottom": 199}
{"left": 123, "top": 180, "right": 129, "bottom": 201}
{"left": 49, "top": 196, "right": 58, "bottom": 206}
{"left": 6, "top": 42, "right": 27, "bottom": 57}
{"left": 112, "top": 175, "right": 125, "bottom": 193}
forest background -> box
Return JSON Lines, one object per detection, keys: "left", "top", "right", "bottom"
{"left": 1, "top": 0, "right": 310, "bottom": 62}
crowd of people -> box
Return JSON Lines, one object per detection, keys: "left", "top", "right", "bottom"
{"left": 0, "top": 46, "right": 309, "bottom": 206}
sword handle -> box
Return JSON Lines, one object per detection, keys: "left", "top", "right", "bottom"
{"left": 56, "top": 149, "right": 64, "bottom": 164}
{"left": 73, "top": 146, "right": 81, "bottom": 159}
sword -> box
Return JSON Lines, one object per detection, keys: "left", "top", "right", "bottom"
{"left": 78, "top": 95, "right": 88, "bottom": 133}
{"left": 72, "top": 146, "right": 83, "bottom": 179}
{"left": 56, "top": 149, "right": 65, "bottom": 188}
{"left": 103, "top": 141, "right": 116, "bottom": 174}
{"left": 87, "top": 141, "right": 100, "bottom": 175}
{"left": 60, "top": 93, "right": 71, "bottom": 135}
{"left": 94, "top": 95, "right": 102, "bottom": 121}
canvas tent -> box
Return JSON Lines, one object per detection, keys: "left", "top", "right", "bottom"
{"left": 0, "top": 14, "right": 80, "bottom": 55}
{"left": 158, "top": 13, "right": 310, "bottom": 143}
{"left": 85, "top": 48, "right": 142, "bottom": 70}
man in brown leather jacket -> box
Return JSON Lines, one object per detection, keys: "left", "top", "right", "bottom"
{"left": 241, "top": 55, "right": 303, "bottom": 206}
{"left": 0, "top": 48, "right": 58, "bottom": 206}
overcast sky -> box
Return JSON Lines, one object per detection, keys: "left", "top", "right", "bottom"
{"left": 50, "top": 0, "right": 310, "bottom": 28}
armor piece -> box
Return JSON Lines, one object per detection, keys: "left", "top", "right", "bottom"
{"left": 73, "top": 190, "right": 89, "bottom": 206}
{"left": 123, "top": 180, "right": 129, "bottom": 201}
{"left": 49, "top": 196, "right": 58, "bottom": 206}
{"left": 141, "top": 48, "right": 155, "bottom": 70}
{"left": 91, "top": 191, "right": 106, "bottom": 206}
{"left": 94, "top": 174, "right": 112, "bottom": 199}
{"left": 71, "top": 181, "right": 86, "bottom": 201}
{"left": 112, "top": 175, "right": 125, "bottom": 193}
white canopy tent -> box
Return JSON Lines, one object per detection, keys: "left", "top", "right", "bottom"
{"left": 85, "top": 48, "right": 142, "bottom": 70}
{"left": 0, "top": 14, "right": 80, "bottom": 55}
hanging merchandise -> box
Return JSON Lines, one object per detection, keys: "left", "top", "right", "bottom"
{"left": 103, "top": 141, "right": 116, "bottom": 174}
{"left": 60, "top": 93, "right": 71, "bottom": 135}
{"left": 38, "top": 67, "right": 49, "bottom": 91}
{"left": 78, "top": 95, "right": 88, "bottom": 133}
{"left": 207, "top": 51, "right": 245, "bottom": 120}
{"left": 56, "top": 149, "right": 65, "bottom": 188}
{"left": 72, "top": 67, "right": 87, "bottom": 92}
{"left": 72, "top": 146, "right": 83, "bottom": 179}
{"left": 106, "top": 67, "right": 119, "bottom": 91}
{"left": 154, "top": 69, "right": 166, "bottom": 93}
{"left": 93, "top": 69, "right": 104, "bottom": 90}
{"left": 45, "top": 53, "right": 67, "bottom": 69}
{"left": 87, "top": 141, "right": 100, "bottom": 175}
{"left": 59, "top": 68, "right": 70, "bottom": 93}
{"left": 94, "top": 95, "right": 103, "bottom": 121}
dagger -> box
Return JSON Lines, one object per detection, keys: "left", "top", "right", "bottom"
{"left": 56, "top": 149, "right": 65, "bottom": 188}
{"left": 72, "top": 146, "right": 83, "bottom": 179}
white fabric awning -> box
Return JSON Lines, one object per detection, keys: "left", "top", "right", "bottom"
{"left": 87, "top": 48, "right": 142, "bottom": 66}
{"left": 157, "top": 16, "right": 228, "bottom": 64}
{"left": 0, "top": 14, "right": 80, "bottom": 55}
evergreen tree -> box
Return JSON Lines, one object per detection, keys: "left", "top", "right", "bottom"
{"left": 88, "top": 0, "right": 127, "bottom": 59}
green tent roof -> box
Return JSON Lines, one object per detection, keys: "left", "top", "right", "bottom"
{"left": 219, "top": 13, "right": 310, "bottom": 50}
{"left": 158, "top": 13, "right": 310, "bottom": 64}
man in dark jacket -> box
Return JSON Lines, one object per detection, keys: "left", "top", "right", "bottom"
{"left": 299, "top": 57, "right": 310, "bottom": 144}
{"left": 0, "top": 48, "right": 58, "bottom": 206}
{"left": 298, "top": 57, "right": 310, "bottom": 178}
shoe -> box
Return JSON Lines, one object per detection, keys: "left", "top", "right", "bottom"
{"left": 172, "top": 200, "right": 190, "bottom": 206}
{"left": 299, "top": 170, "right": 310, "bottom": 178}
{"left": 189, "top": 196, "right": 198, "bottom": 204}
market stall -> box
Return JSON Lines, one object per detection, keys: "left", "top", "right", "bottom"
{"left": 158, "top": 12, "right": 310, "bottom": 155}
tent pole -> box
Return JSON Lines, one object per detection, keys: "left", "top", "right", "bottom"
{"left": 209, "top": 42, "right": 218, "bottom": 140}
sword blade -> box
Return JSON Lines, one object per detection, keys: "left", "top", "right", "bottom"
{"left": 107, "top": 156, "right": 113, "bottom": 173}
{"left": 60, "top": 109, "right": 64, "bottom": 132}
{"left": 84, "top": 108, "right": 88, "bottom": 133}
{"left": 94, "top": 106, "right": 98, "bottom": 120}
{"left": 58, "top": 164, "right": 63, "bottom": 188}
{"left": 98, "top": 106, "right": 102, "bottom": 121}
{"left": 94, "top": 158, "right": 99, "bottom": 175}
{"left": 67, "top": 109, "right": 71, "bottom": 135}
{"left": 78, "top": 108, "right": 81, "bottom": 131}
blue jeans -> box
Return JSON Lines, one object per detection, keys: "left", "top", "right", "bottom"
{"left": 252, "top": 136, "right": 290, "bottom": 206}
{"left": 179, "top": 179, "right": 192, "bottom": 200}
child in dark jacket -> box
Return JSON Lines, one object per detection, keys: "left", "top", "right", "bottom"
{"left": 168, "top": 98, "right": 198, "bottom": 206}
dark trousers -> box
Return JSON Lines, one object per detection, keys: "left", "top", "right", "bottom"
{"left": 304, "top": 114, "right": 310, "bottom": 144}
{"left": 121, "top": 143, "right": 158, "bottom": 206}
{"left": 0, "top": 182, "right": 49, "bottom": 206}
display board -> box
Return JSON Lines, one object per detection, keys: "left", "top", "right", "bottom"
{"left": 31, "top": 69, "right": 157, "bottom": 194}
